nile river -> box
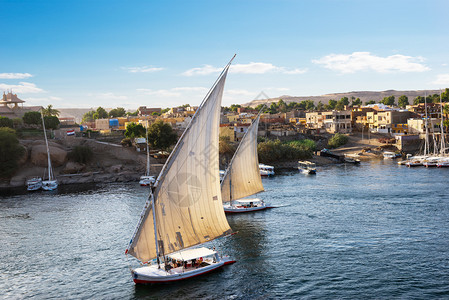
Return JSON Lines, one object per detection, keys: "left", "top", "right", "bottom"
{"left": 1, "top": 160, "right": 449, "bottom": 299}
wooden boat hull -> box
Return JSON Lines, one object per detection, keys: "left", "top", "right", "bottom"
{"left": 132, "top": 258, "right": 235, "bottom": 284}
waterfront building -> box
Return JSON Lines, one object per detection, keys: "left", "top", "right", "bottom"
{"left": 322, "top": 110, "right": 352, "bottom": 134}
{"left": 305, "top": 112, "right": 325, "bottom": 131}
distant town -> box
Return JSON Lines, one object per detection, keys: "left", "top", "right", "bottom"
{"left": 1, "top": 89, "right": 448, "bottom": 151}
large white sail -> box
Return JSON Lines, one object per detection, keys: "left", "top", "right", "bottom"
{"left": 128, "top": 63, "right": 233, "bottom": 263}
{"left": 221, "top": 114, "right": 264, "bottom": 203}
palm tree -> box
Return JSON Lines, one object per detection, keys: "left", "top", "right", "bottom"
{"left": 42, "top": 104, "right": 60, "bottom": 117}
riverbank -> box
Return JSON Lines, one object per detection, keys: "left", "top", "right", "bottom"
{"left": 1, "top": 132, "right": 397, "bottom": 190}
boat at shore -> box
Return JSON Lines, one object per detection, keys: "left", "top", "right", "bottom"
{"left": 221, "top": 113, "right": 272, "bottom": 213}
{"left": 125, "top": 57, "right": 236, "bottom": 284}
{"left": 26, "top": 177, "right": 42, "bottom": 191}
{"left": 383, "top": 151, "right": 401, "bottom": 159}
{"left": 259, "top": 164, "right": 275, "bottom": 176}
{"left": 40, "top": 111, "right": 58, "bottom": 191}
{"left": 298, "top": 161, "right": 316, "bottom": 174}
{"left": 139, "top": 126, "right": 155, "bottom": 187}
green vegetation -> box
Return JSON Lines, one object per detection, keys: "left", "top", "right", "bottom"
{"left": 398, "top": 95, "right": 409, "bottom": 108}
{"left": 327, "top": 133, "right": 349, "bottom": 149}
{"left": 108, "top": 107, "right": 126, "bottom": 118}
{"left": 23, "top": 111, "right": 42, "bottom": 125}
{"left": 120, "top": 138, "right": 132, "bottom": 147}
{"left": 93, "top": 107, "right": 108, "bottom": 119}
{"left": 126, "top": 110, "right": 139, "bottom": 116}
{"left": 41, "top": 104, "right": 60, "bottom": 117}
{"left": 124, "top": 122, "right": 146, "bottom": 139}
{"left": 0, "top": 127, "right": 25, "bottom": 178}
{"left": 68, "top": 145, "right": 93, "bottom": 164}
{"left": 147, "top": 120, "right": 178, "bottom": 150}
{"left": 257, "top": 139, "right": 315, "bottom": 164}
{"left": 351, "top": 97, "right": 362, "bottom": 106}
{"left": 365, "top": 100, "right": 376, "bottom": 105}
{"left": 82, "top": 107, "right": 108, "bottom": 123}
{"left": 44, "top": 116, "right": 60, "bottom": 130}
{"left": 380, "top": 95, "right": 395, "bottom": 106}
{"left": 0, "top": 116, "right": 14, "bottom": 128}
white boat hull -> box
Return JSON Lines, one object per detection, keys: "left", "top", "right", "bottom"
{"left": 42, "top": 180, "right": 58, "bottom": 191}
{"left": 298, "top": 168, "right": 316, "bottom": 175}
{"left": 223, "top": 202, "right": 272, "bottom": 213}
{"left": 132, "top": 257, "right": 235, "bottom": 284}
{"left": 27, "top": 178, "right": 42, "bottom": 191}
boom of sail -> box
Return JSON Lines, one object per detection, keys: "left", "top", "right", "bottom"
{"left": 221, "top": 114, "right": 264, "bottom": 203}
{"left": 127, "top": 62, "right": 233, "bottom": 263}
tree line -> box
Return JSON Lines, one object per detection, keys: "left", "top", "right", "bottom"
{"left": 222, "top": 88, "right": 449, "bottom": 115}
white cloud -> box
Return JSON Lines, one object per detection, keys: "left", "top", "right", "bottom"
{"left": 137, "top": 86, "right": 210, "bottom": 98}
{"left": 24, "top": 96, "right": 62, "bottom": 102}
{"left": 123, "top": 66, "right": 164, "bottom": 73}
{"left": 88, "top": 92, "right": 128, "bottom": 100}
{"left": 137, "top": 88, "right": 182, "bottom": 98}
{"left": 182, "top": 65, "right": 222, "bottom": 76}
{"left": 0, "top": 73, "right": 33, "bottom": 79}
{"left": 432, "top": 74, "right": 449, "bottom": 85}
{"left": 312, "top": 52, "right": 430, "bottom": 74}
{"left": 172, "top": 87, "right": 208, "bottom": 93}
{"left": 0, "top": 82, "right": 45, "bottom": 93}
{"left": 182, "top": 62, "right": 307, "bottom": 76}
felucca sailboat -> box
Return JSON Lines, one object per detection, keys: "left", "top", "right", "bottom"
{"left": 221, "top": 113, "right": 272, "bottom": 213}
{"left": 139, "top": 125, "right": 155, "bottom": 186}
{"left": 41, "top": 111, "right": 58, "bottom": 191}
{"left": 126, "top": 57, "right": 236, "bottom": 284}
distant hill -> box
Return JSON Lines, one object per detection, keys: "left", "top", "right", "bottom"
{"left": 57, "top": 108, "right": 96, "bottom": 123}
{"left": 244, "top": 89, "right": 444, "bottom": 107}
{"left": 57, "top": 107, "right": 136, "bottom": 123}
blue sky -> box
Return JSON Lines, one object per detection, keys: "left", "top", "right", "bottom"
{"left": 1, "top": 0, "right": 448, "bottom": 109}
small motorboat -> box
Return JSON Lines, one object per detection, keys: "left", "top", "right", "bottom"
{"left": 259, "top": 164, "right": 275, "bottom": 176}
{"left": 27, "top": 177, "right": 42, "bottom": 191}
{"left": 298, "top": 161, "right": 317, "bottom": 174}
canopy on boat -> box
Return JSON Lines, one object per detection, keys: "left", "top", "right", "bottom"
{"left": 168, "top": 247, "right": 216, "bottom": 261}
{"left": 233, "top": 198, "right": 262, "bottom": 203}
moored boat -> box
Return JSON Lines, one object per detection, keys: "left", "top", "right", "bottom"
{"left": 26, "top": 177, "right": 42, "bottom": 191}
{"left": 259, "top": 164, "right": 275, "bottom": 176}
{"left": 41, "top": 111, "right": 58, "bottom": 191}
{"left": 298, "top": 161, "right": 316, "bottom": 174}
{"left": 437, "top": 158, "right": 449, "bottom": 168}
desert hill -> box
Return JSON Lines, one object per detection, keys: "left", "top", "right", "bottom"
{"left": 244, "top": 89, "right": 444, "bottom": 107}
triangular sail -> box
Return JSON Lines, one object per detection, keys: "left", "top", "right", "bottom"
{"left": 221, "top": 114, "right": 264, "bottom": 203}
{"left": 127, "top": 61, "right": 233, "bottom": 263}
{"left": 145, "top": 125, "right": 150, "bottom": 176}
{"left": 40, "top": 111, "right": 53, "bottom": 181}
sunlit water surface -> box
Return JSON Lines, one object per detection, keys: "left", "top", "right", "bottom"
{"left": 1, "top": 160, "right": 449, "bottom": 299}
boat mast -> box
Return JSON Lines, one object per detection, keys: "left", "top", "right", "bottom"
{"left": 441, "top": 90, "right": 446, "bottom": 156}
{"left": 150, "top": 191, "right": 160, "bottom": 266}
{"left": 41, "top": 110, "right": 52, "bottom": 180}
{"left": 424, "top": 93, "right": 429, "bottom": 156}
{"left": 148, "top": 55, "right": 235, "bottom": 265}
{"left": 146, "top": 124, "right": 150, "bottom": 176}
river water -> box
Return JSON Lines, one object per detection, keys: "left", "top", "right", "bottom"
{"left": 1, "top": 160, "right": 449, "bottom": 299}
